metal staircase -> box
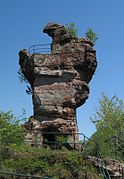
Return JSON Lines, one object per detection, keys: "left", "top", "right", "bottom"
{"left": 96, "top": 149, "right": 111, "bottom": 179}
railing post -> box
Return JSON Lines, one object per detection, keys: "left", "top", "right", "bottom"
{"left": 33, "top": 45, "right": 35, "bottom": 54}
{"left": 73, "top": 131, "right": 76, "bottom": 150}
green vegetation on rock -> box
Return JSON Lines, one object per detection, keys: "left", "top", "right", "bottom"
{"left": 65, "top": 22, "right": 78, "bottom": 38}
{"left": 0, "top": 145, "right": 100, "bottom": 179}
{"left": 18, "top": 68, "right": 28, "bottom": 84}
{"left": 85, "top": 27, "right": 98, "bottom": 44}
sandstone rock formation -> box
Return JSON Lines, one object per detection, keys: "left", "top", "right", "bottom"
{"left": 19, "top": 23, "right": 97, "bottom": 146}
{"left": 88, "top": 156, "right": 124, "bottom": 178}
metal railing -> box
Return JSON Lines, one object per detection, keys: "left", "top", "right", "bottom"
{"left": 35, "top": 130, "right": 123, "bottom": 178}
{"left": 96, "top": 148, "right": 111, "bottom": 179}
{"left": 25, "top": 130, "right": 111, "bottom": 178}
{"left": 25, "top": 131, "right": 90, "bottom": 150}
{"left": 28, "top": 44, "right": 51, "bottom": 55}
{"left": 27, "top": 44, "right": 86, "bottom": 55}
{"left": 1, "top": 130, "right": 115, "bottom": 179}
{"left": 0, "top": 171, "right": 54, "bottom": 179}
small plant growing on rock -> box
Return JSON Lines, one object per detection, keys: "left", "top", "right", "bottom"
{"left": 65, "top": 22, "right": 78, "bottom": 38}
{"left": 85, "top": 28, "right": 98, "bottom": 44}
{"left": 18, "top": 68, "right": 32, "bottom": 95}
{"left": 18, "top": 68, "right": 28, "bottom": 84}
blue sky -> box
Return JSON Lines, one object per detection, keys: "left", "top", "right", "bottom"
{"left": 0, "top": 0, "right": 124, "bottom": 137}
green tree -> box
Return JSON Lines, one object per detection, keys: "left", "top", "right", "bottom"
{"left": 85, "top": 28, "right": 98, "bottom": 44}
{"left": 0, "top": 110, "right": 25, "bottom": 149}
{"left": 85, "top": 94, "right": 124, "bottom": 161}
{"left": 65, "top": 22, "right": 78, "bottom": 38}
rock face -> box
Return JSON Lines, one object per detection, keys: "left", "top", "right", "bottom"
{"left": 88, "top": 156, "right": 124, "bottom": 178}
{"left": 19, "top": 23, "right": 97, "bottom": 146}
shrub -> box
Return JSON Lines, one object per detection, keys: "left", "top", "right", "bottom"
{"left": 65, "top": 22, "right": 78, "bottom": 38}
{"left": 85, "top": 27, "right": 98, "bottom": 44}
{"left": 1, "top": 146, "right": 100, "bottom": 178}
{"left": 0, "top": 110, "right": 26, "bottom": 159}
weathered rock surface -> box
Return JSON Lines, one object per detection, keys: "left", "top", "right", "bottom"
{"left": 88, "top": 156, "right": 124, "bottom": 178}
{"left": 19, "top": 23, "right": 97, "bottom": 145}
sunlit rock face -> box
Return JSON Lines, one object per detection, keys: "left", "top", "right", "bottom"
{"left": 19, "top": 23, "right": 97, "bottom": 142}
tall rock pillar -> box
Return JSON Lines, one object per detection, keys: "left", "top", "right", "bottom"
{"left": 19, "top": 23, "right": 97, "bottom": 147}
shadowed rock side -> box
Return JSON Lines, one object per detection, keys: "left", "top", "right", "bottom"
{"left": 19, "top": 23, "right": 97, "bottom": 146}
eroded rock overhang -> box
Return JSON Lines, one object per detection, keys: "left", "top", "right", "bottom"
{"left": 19, "top": 22, "right": 97, "bottom": 136}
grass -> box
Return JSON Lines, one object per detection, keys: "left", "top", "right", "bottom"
{"left": 0, "top": 145, "right": 101, "bottom": 179}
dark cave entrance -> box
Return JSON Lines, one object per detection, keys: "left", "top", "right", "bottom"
{"left": 42, "top": 128, "right": 56, "bottom": 145}
{"left": 43, "top": 133, "right": 55, "bottom": 144}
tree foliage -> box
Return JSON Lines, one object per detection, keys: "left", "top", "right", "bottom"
{"left": 0, "top": 110, "right": 25, "bottom": 149}
{"left": 0, "top": 111, "right": 100, "bottom": 178}
{"left": 85, "top": 94, "right": 124, "bottom": 161}
{"left": 85, "top": 28, "right": 98, "bottom": 44}
{"left": 18, "top": 68, "right": 28, "bottom": 84}
{"left": 65, "top": 22, "right": 78, "bottom": 38}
